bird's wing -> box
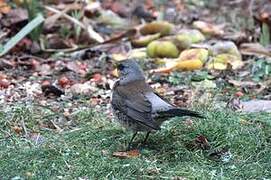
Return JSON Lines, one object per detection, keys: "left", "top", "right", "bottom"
{"left": 144, "top": 92, "right": 173, "bottom": 113}
{"left": 145, "top": 91, "right": 204, "bottom": 118}
{"left": 112, "top": 82, "right": 160, "bottom": 130}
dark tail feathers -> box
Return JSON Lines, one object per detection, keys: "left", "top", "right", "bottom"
{"left": 160, "top": 108, "right": 204, "bottom": 118}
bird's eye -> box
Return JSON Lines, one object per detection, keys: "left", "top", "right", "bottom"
{"left": 117, "top": 64, "right": 125, "bottom": 70}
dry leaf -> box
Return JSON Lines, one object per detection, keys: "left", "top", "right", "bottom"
{"left": 58, "top": 76, "right": 71, "bottom": 88}
{"left": 210, "top": 41, "right": 241, "bottom": 58}
{"left": 152, "top": 48, "right": 208, "bottom": 73}
{"left": 131, "top": 33, "right": 160, "bottom": 47}
{"left": 207, "top": 41, "right": 243, "bottom": 70}
{"left": 179, "top": 48, "right": 209, "bottom": 63}
{"left": 90, "top": 73, "right": 102, "bottom": 83}
{"left": 11, "top": 126, "right": 23, "bottom": 134}
{"left": 195, "top": 135, "right": 210, "bottom": 150}
{"left": 113, "top": 149, "right": 140, "bottom": 159}
{"left": 240, "top": 43, "right": 271, "bottom": 57}
{"left": 3, "top": 8, "right": 28, "bottom": 26}
{"left": 128, "top": 49, "right": 147, "bottom": 59}
{"left": 228, "top": 79, "right": 258, "bottom": 88}
{"left": 176, "top": 29, "right": 205, "bottom": 43}
{"left": 176, "top": 59, "right": 203, "bottom": 71}
{"left": 207, "top": 54, "right": 244, "bottom": 70}
{"left": 0, "top": 0, "right": 11, "bottom": 14}
{"left": 140, "top": 21, "right": 174, "bottom": 36}
{"left": 172, "top": 48, "right": 208, "bottom": 71}
{"left": 193, "top": 21, "right": 224, "bottom": 36}
{"left": 0, "top": 79, "right": 10, "bottom": 88}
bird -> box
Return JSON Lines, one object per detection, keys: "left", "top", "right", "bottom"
{"left": 111, "top": 59, "right": 203, "bottom": 149}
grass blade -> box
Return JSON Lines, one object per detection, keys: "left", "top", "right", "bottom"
{"left": 0, "top": 13, "right": 44, "bottom": 57}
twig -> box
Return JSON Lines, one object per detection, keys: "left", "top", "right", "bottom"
{"left": 44, "top": 6, "right": 71, "bottom": 29}
{"left": 44, "top": 5, "right": 104, "bottom": 43}
{"left": 50, "top": 120, "right": 63, "bottom": 132}
{"left": 18, "top": 55, "right": 46, "bottom": 61}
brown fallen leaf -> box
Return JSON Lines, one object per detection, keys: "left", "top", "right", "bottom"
{"left": 66, "top": 61, "right": 88, "bottom": 76}
{"left": 228, "top": 79, "right": 258, "bottom": 88}
{"left": 239, "top": 43, "right": 271, "bottom": 57}
{"left": 192, "top": 21, "right": 224, "bottom": 36}
{"left": 195, "top": 135, "right": 210, "bottom": 150}
{"left": 58, "top": 76, "right": 71, "bottom": 88}
{"left": 2, "top": 8, "right": 28, "bottom": 26}
{"left": 90, "top": 73, "right": 103, "bottom": 83}
{"left": 0, "top": 79, "right": 10, "bottom": 89}
{"left": 0, "top": 0, "right": 11, "bottom": 14}
{"left": 113, "top": 149, "right": 140, "bottom": 159}
{"left": 186, "top": 134, "right": 210, "bottom": 150}
{"left": 140, "top": 21, "right": 174, "bottom": 36}
{"left": 11, "top": 125, "right": 23, "bottom": 134}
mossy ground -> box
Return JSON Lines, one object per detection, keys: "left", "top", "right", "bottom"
{"left": 0, "top": 105, "right": 270, "bottom": 179}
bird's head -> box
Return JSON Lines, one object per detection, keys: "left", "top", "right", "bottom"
{"left": 116, "top": 59, "right": 145, "bottom": 85}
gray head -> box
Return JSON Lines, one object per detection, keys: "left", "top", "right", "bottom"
{"left": 116, "top": 59, "right": 145, "bottom": 85}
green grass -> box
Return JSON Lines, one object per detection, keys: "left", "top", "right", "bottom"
{"left": 0, "top": 105, "right": 271, "bottom": 179}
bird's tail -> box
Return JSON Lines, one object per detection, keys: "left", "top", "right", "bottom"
{"left": 159, "top": 108, "right": 204, "bottom": 118}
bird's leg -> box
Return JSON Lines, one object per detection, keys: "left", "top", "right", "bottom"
{"left": 127, "top": 132, "right": 138, "bottom": 150}
{"left": 142, "top": 131, "right": 151, "bottom": 145}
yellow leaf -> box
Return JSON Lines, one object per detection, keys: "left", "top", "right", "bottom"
{"left": 147, "top": 41, "right": 160, "bottom": 58}
{"left": 131, "top": 33, "right": 160, "bottom": 47}
{"left": 193, "top": 21, "right": 224, "bottom": 36}
{"left": 128, "top": 50, "right": 147, "bottom": 59}
{"left": 176, "top": 59, "right": 203, "bottom": 71}
{"left": 210, "top": 41, "right": 241, "bottom": 58}
{"left": 207, "top": 53, "right": 243, "bottom": 70}
{"left": 207, "top": 62, "right": 227, "bottom": 70}
{"left": 156, "top": 41, "right": 179, "bottom": 58}
{"left": 179, "top": 48, "right": 209, "bottom": 63}
{"left": 174, "top": 35, "right": 191, "bottom": 50}
{"left": 147, "top": 41, "right": 179, "bottom": 58}
{"left": 151, "top": 61, "right": 177, "bottom": 73}
{"left": 140, "top": 21, "right": 174, "bottom": 36}
{"left": 176, "top": 29, "right": 205, "bottom": 43}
